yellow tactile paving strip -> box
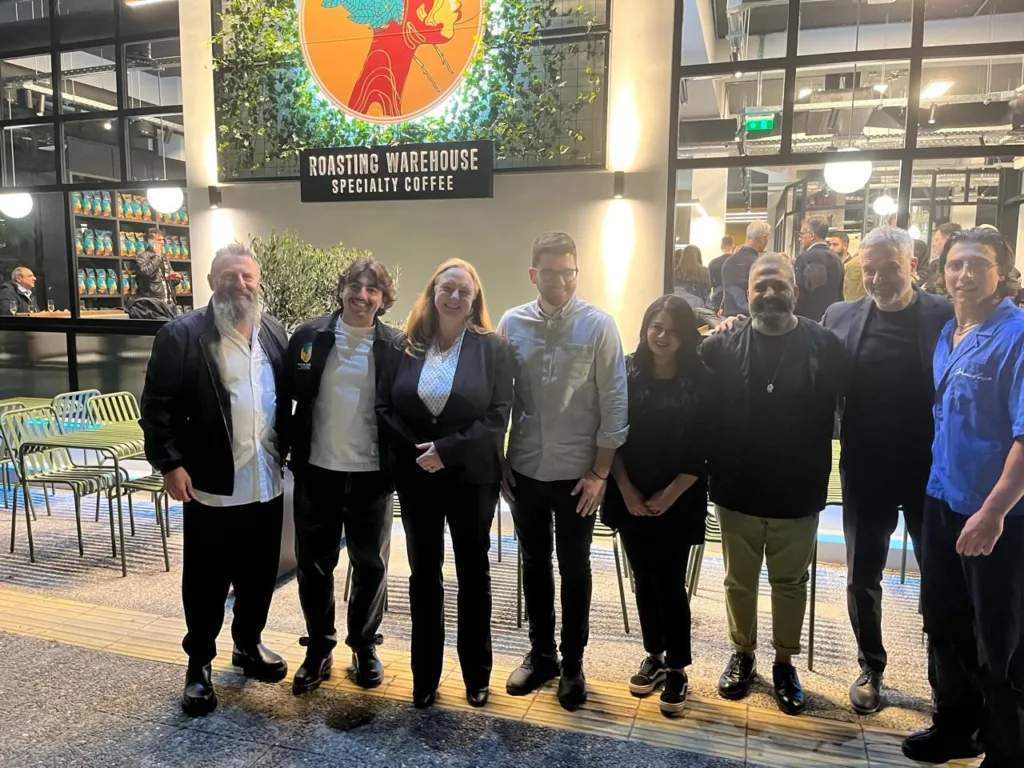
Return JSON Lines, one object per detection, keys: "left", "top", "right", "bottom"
{"left": 0, "top": 587, "right": 978, "bottom": 767}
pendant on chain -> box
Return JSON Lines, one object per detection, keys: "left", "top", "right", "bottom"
{"left": 767, "top": 383, "right": 774, "bottom": 394}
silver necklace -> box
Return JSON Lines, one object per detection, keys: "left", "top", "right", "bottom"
{"left": 753, "top": 334, "right": 789, "bottom": 394}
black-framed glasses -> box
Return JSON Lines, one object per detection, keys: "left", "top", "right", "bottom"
{"left": 538, "top": 268, "right": 578, "bottom": 281}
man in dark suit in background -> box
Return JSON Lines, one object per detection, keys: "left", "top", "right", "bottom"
{"left": 721, "top": 222, "right": 770, "bottom": 317}
{"left": 795, "top": 216, "right": 844, "bottom": 321}
{"left": 141, "top": 243, "right": 291, "bottom": 717}
{"left": 285, "top": 259, "right": 401, "bottom": 695}
{"left": 823, "top": 226, "right": 953, "bottom": 714}
{"left": 708, "top": 235, "right": 735, "bottom": 312}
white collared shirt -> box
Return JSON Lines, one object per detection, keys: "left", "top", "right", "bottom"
{"left": 309, "top": 318, "right": 379, "bottom": 472}
{"left": 192, "top": 320, "right": 282, "bottom": 507}
{"left": 418, "top": 330, "right": 466, "bottom": 417}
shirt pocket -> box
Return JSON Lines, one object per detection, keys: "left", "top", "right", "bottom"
{"left": 553, "top": 343, "right": 594, "bottom": 386}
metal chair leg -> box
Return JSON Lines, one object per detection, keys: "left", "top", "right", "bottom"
{"left": 344, "top": 558, "right": 353, "bottom": 601}
{"left": 496, "top": 504, "right": 502, "bottom": 563}
{"left": 612, "top": 534, "right": 630, "bottom": 634}
{"left": 27, "top": 485, "right": 37, "bottom": 521}
{"left": 10, "top": 484, "right": 18, "bottom": 553}
{"left": 158, "top": 494, "right": 170, "bottom": 573}
{"left": 73, "top": 493, "right": 84, "bottom": 557}
{"left": 127, "top": 492, "right": 136, "bottom": 537}
{"left": 687, "top": 544, "right": 706, "bottom": 602}
{"left": 900, "top": 526, "right": 909, "bottom": 584}
{"left": 625, "top": 548, "right": 635, "bottom": 594}
{"left": 24, "top": 483, "right": 36, "bottom": 563}
{"left": 808, "top": 540, "right": 819, "bottom": 672}
{"left": 95, "top": 489, "right": 101, "bottom": 523}
{"left": 43, "top": 485, "right": 52, "bottom": 516}
{"left": 108, "top": 491, "right": 117, "bottom": 557}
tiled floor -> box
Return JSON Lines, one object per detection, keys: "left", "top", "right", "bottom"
{"left": 0, "top": 587, "right": 980, "bottom": 767}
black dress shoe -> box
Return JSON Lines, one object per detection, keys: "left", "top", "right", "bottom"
{"left": 466, "top": 687, "right": 489, "bottom": 708}
{"left": 557, "top": 660, "right": 588, "bottom": 710}
{"left": 413, "top": 689, "right": 437, "bottom": 709}
{"left": 718, "top": 652, "right": 756, "bottom": 700}
{"left": 901, "top": 725, "right": 983, "bottom": 764}
{"left": 506, "top": 652, "right": 560, "bottom": 696}
{"left": 292, "top": 652, "right": 333, "bottom": 695}
{"left": 352, "top": 648, "right": 384, "bottom": 689}
{"left": 772, "top": 663, "right": 806, "bottom": 716}
{"left": 849, "top": 668, "right": 883, "bottom": 714}
{"left": 231, "top": 644, "right": 288, "bottom": 683}
{"left": 181, "top": 663, "right": 217, "bottom": 717}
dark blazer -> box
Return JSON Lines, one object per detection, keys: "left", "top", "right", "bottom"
{"left": 0, "top": 282, "right": 36, "bottom": 315}
{"left": 721, "top": 245, "right": 759, "bottom": 316}
{"left": 795, "top": 242, "right": 845, "bottom": 321}
{"left": 376, "top": 330, "right": 514, "bottom": 485}
{"left": 140, "top": 305, "right": 290, "bottom": 496}
{"left": 284, "top": 310, "right": 401, "bottom": 480}
{"left": 821, "top": 289, "right": 954, "bottom": 387}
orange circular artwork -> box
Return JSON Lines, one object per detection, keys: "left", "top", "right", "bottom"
{"left": 299, "top": 0, "right": 485, "bottom": 125}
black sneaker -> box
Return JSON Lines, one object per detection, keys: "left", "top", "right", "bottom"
{"left": 772, "top": 663, "right": 806, "bottom": 716}
{"left": 849, "top": 668, "right": 883, "bottom": 714}
{"left": 557, "top": 659, "right": 588, "bottom": 710}
{"left": 901, "top": 725, "right": 983, "bottom": 764}
{"left": 659, "top": 671, "right": 688, "bottom": 716}
{"left": 505, "top": 652, "right": 559, "bottom": 696}
{"left": 629, "top": 656, "right": 667, "bottom": 697}
{"left": 718, "top": 652, "right": 756, "bottom": 700}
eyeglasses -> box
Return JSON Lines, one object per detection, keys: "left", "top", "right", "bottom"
{"left": 944, "top": 258, "right": 996, "bottom": 276}
{"left": 538, "top": 268, "right": 578, "bottom": 281}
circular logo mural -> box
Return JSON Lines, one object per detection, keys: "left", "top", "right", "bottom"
{"left": 299, "top": 0, "right": 485, "bottom": 125}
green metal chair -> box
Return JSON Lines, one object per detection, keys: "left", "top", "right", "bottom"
{"left": 686, "top": 504, "right": 721, "bottom": 602}
{"left": 1, "top": 406, "right": 122, "bottom": 563}
{"left": 109, "top": 473, "right": 170, "bottom": 572}
{"left": 0, "top": 401, "right": 24, "bottom": 508}
{"left": 51, "top": 389, "right": 101, "bottom": 432}
{"left": 592, "top": 521, "right": 631, "bottom": 634}
{"left": 86, "top": 392, "right": 145, "bottom": 533}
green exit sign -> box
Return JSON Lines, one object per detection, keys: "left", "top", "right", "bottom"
{"left": 745, "top": 115, "right": 776, "bottom": 132}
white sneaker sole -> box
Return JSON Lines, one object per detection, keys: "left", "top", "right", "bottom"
{"left": 659, "top": 697, "right": 687, "bottom": 716}
{"left": 629, "top": 670, "right": 667, "bottom": 697}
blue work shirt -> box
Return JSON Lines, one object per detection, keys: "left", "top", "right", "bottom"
{"left": 928, "top": 298, "right": 1024, "bottom": 518}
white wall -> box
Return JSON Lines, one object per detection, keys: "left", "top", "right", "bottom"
{"left": 179, "top": 0, "right": 674, "bottom": 346}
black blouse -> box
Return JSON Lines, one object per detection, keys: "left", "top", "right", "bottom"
{"left": 602, "top": 359, "right": 714, "bottom": 543}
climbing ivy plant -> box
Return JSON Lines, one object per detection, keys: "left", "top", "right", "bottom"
{"left": 211, "top": 0, "right": 606, "bottom": 178}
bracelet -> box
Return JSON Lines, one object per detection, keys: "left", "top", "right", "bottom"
{"left": 590, "top": 470, "right": 608, "bottom": 481}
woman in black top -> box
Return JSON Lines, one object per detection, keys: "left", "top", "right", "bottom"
{"left": 603, "top": 294, "right": 714, "bottom": 716}
{"left": 376, "top": 258, "right": 513, "bottom": 710}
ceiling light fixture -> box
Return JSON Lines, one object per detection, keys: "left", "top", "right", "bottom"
{"left": 928, "top": 104, "right": 937, "bottom": 124}
{"left": 676, "top": 200, "right": 709, "bottom": 218}
{"left": 798, "top": 88, "right": 813, "bottom": 99}
{"left": 872, "top": 194, "right": 898, "bottom": 216}
{"left": 103, "top": 120, "right": 112, "bottom": 130}
{"left": 873, "top": 84, "right": 889, "bottom": 94}
{"left": 824, "top": 148, "right": 873, "bottom": 194}
{"left": 146, "top": 186, "right": 184, "bottom": 215}
{"left": 0, "top": 192, "right": 34, "bottom": 219}
{"left": 734, "top": 71, "right": 742, "bottom": 79}
{"left": 921, "top": 80, "right": 953, "bottom": 100}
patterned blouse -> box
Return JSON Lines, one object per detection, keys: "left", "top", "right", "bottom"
{"left": 417, "top": 330, "right": 466, "bottom": 417}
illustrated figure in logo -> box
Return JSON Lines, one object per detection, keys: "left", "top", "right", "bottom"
{"left": 325, "top": 0, "right": 463, "bottom": 120}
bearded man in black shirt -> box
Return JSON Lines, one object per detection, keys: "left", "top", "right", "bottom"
{"left": 822, "top": 226, "right": 953, "bottom": 714}
{"left": 701, "top": 254, "right": 846, "bottom": 716}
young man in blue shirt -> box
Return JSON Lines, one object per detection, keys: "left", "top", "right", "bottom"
{"left": 902, "top": 228, "right": 1024, "bottom": 768}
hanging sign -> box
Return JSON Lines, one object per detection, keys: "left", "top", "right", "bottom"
{"left": 300, "top": 141, "right": 494, "bottom": 203}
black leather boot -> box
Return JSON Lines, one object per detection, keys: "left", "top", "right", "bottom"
{"left": 352, "top": 648, "right": 384, "bottom": 689}
{"left": 293, "top": 652, "right": 334, "bottom": 696}
{"left": 231, "top": 644, "right": 288, "bottom": 683}
{"left": 181, "top": 663, "right": 217, "bottom": 717}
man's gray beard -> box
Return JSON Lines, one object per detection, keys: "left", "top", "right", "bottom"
{"left": 213, "top": 293, "right": 259, "bottom": 328}
{"left": 751, "top": 309, "right": 793, "bottom": 333}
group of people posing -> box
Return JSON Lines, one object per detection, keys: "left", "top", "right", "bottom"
{"left": 139, "top": 223, "right": 1024, "bottom": 767}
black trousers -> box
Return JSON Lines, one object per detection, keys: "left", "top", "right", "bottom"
{"left": 397, "top": 471, "right": 498, "bottom": 694}
{"left": 294, "top": 466, "right": 392, "bottom": 655}
{"left": 618, "top": 516, "right": 694, "bottom": 669}
{"left": 841, "top": 470, "right": 925, "bottom": 674}
{"left": 181, "top": 496, "right": 283, "bottom": 665}
{"left": 922, "top": 497, "right": 1024, "bottom": 765}
{"left": 511, "top": 471, "right": 596, "bottom": 662}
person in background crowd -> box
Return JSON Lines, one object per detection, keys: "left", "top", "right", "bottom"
{"left": 912, "top": 239, "right": 930, "bottom": 290}
{"left": 903, "top": 228, "right": 1024, "bottom": 767}
{"left": 136, "top": 227, "right": 179, "bottom": 306}
{"left": 672, "top": 244, "right": 712, "bottom": 309}
{"left": 0, "top": 266, "right": 38, "bottom": 315}
{"left": 700, "top": 254, "right": 845, "bottom": 716}
{"left": 603, "top": 295, "right": 714, "bottom": 716}
{"left": 499, "top": 232, "right": 628, "bottom": 711}
{"left": 140, "top": 243, "right": 291, "bottom": 717}
{"left": 924, "top": 222, "right": 961, "bottom": 294}
{"left": 377, "top": 259, "right": 513, "bottom": 710}
{"left": 708, "top": 236, "right": 735, "bottom": 311}
{"left": 285, "top": 259, "right": 400, "bottom": 695}
{"left": 795, "top": 216, "right": 845, "bottom": 321}
{"left": 721, "top": 221, "right": 770, "bottom": 317}
{"left": 822, "top": 226, "right": 953, "bottom": 714}
{"left": 828, "top": 231, "right": 853, "bottom": 265}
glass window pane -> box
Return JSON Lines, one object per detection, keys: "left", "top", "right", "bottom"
{"left": 125, "top": 38, "right": 182, "bottom": 109}
{"left": 546, "top": 0, "right": 607, "bottom": 31}
{"left": 793, "top": 60, "right": 910, "bottom": 152}
{"left": 0, "top": 331, "right": 69, "bottom": 398}
{"left": 65, "top": 119, "right": 122, "bottom": 182}
{"left": 799, "top": 0, "right": 911, "bottom": 56}
{"left": 121, "top": 0, "right": 180, "bottom": 38}
{"left": 75, "top": 334, "right": 157, "bottom": 394}
{"left": 0, "top": 192, "right": 73, "bottom": 319}
{"left": 127, "top": 112, "right": 184, "bottom": 181}
{"left": 2, "top": 123, "right": 57, "bottom": 186}
{"left": 917, "top": 55, "right": 1023, "bottom": 150}
{"left": 682, "top": 0, "right": 787, "bottom": 66}
{"left": 0, "top": 0, "right": 50, "bottom": 53}
{"left": 678, "top": 70, "right": 785, "bottom": 159}
{"left": 55, "top": 0, "right": 115, "bottom": 45}
{"left": 924, "top": 0, "right": 1024, "bottom": 47}
{"left": 60, "top": 46, "right": 118, "bottom": 114}
{"left": 1, "top": 54, "right": 53, "bottom": 121}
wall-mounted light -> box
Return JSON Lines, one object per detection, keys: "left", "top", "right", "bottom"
{"left": 676, "top": 199, "right": 709, "bottom": 218}
{"left": 208, "top": 185, "right": 223, "bottom": 209}
{"left": 612, "top": 171, "right": 625, "bottom": 200}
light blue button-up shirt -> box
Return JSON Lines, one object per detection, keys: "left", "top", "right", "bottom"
{"left": 928, "top": 298, "right": 1024, "bottom": 518}
{"left": 497, "top": 295, "right": 629, "bottom": 482}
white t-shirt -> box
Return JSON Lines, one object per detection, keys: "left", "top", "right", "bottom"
{"left": 309, "top": 319, "right": 379, "bottom": 472}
